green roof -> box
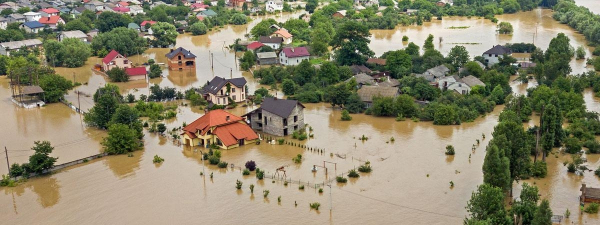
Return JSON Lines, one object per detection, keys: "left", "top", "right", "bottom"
{"left": 199, "top": 9, "right": 217, "bottom": 17}
{"left": 128, "top": 23, "right": 140, "bottom": 29}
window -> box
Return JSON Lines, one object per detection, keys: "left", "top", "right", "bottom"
{"left": 294, "top": 116, "right": 298, "bottom": 122}
{"left": 123, "top": 60, "right": 129, "bottom": 64}
{"left": 283, "top": 119, "right": 287, "bottom": 126}
{"left": 232, "top": 88, "right": 235, "bottom": 92}
{"left": 494, "top": 54, "right": 498, "bottom": 57}
{"left": 242, "top": 94, "right": 245, "bottom": 99}
{"left": 178, "top": 55, "right": 181, "bottom": 60}
{"left": 264, "top": 118, "right": 267, "bottom": 126}
{"left": 488, "top": 54, "right": 492, "bottom": 57}
{"left": 217, "top": 98, "right": 220, "bottom": 104}
{"left": 258, "top": 112, "right": 262, "bottom": 119}
{"left": 294, "top": 125, "right": 298, "bottom": 130}
{"left": 232, "top": 95, "right": 236, "bottom": 101}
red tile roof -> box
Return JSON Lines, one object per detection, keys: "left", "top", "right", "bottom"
{"left": 183, "top": 109, "right": 258, "bottom": 146}
{"left": 39, "top": 16, "right": 62, "bottom": 25}
{"left": 125, "top": 67, "right": 147, "bottom": 76}
{"left": 213, "top": 122, "right": 259, "bottom": 147}
{"left": 196, "top": 15, "right": 204, "bottom": 21}
{"left": 191, "top": 3, "right": 208, "bottom": 9}
{"left": 140, "top": 20, "right": 156, "bottom": 26}
{"left": 41, "top": 8, "right": 59, "bottom": 14}
{"left": 102, "top": 50, "right": 122, "bottom": 64}
{"left": 247, "top": 41, "right": 264, "bottom": 50}
{"left": 118, "top": 1, "right": 129, "bottom": 6}
{"left": 281, "top": 47, "right": 310, "bottom": 58}
{"left": 113, "top": 7, "right": 130, "bottom": 12}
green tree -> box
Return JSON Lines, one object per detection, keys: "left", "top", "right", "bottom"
{"left": 540, "top": 101, "right": 564, "bottom": 158}
{"left": 65, "top": 19, "right": 91, "bottom": 33}
{"left": 327, "top": 83, "right": 351, "bottom": 108}
{"left": 385, "top": 50, "right": 412, "bottom": 78}
{"left": 331, "top": 20, "right": 373, "bottom": 66}
{"left": 371, "top": 96, "right": 396, "bottom": 117}
{"left": 189, "top": 22, "right": 208, "bottom": 35}
{"left": 465, "top": 184, "right": 510, "bottom": 225}
{"left": 16, "top": 7, "right": 30, "bottom": 14}
{"left": 63, "top": 38, "right": 92, "bottom": 67}
{"left": 531, "top": 199, "right": 552, "bottom": 225}
{"left": 103, "top": 123, "right": 142, "bottom": 155}
{"left": 151, "top": 22, "right": 178, "bottom": 47}
{"left": 447, "top": 45, "right": 470, "bottom": 69}
{"left": 423, "top": 34, "right": 435, "bottom": 52}
{"left": 250, "top": 19, "right": 277, "bottom": 38}
{"left": 483, "top": 144, "right": 511, "bottom": 191}
{"left": 282, "top": 79, "right": 296, "bottom": 96}
{"left": 341, "top": 109, "right": 352, "bottom": 121}
{"left": 230, "top": 14, "right": 247, "bottom": 25}
{"left": 91, "top": 27, "right": 148, "bottom": 57}
{"left": 405, "top": 42, "right": 420, "bottom": 56}
{"left": 305, "top": 0, "right": 318, "bottom": 13}
{"left": 96, "top": 11, "right": 131, "bottom": 32}
{"left": 434, "top": 104, "right": 458, "bottom": 125}
{"left": 395, "top": 94, "right": 418, "bottom": 118}
{"left": 512, "top": 183, "right": 540, "bottom": 225}
{"left": 490, "top": 85, "right": 506, "bottom": 105}
{"left": 26, "top": 141, "right": 58, "bottom": 174}
{"left": 107, "top": 67, "right": 129, "bottom": 82}
{"left": 463, "top": 61, "right": 484, "bottom": 77}
{"left": 500, "top": 0, "right": 521, "bottom": 13}
{"left": 149, "top": 64, "right": 162, "bottom": 78}
{"left": 498, "top": 22, "right": 514, "bottom": 34}
{"left": 345, "top": 92, "right": 366, "bottom": 113}
{"left": 317, "top": 61, "right": 340, "bottom": 85}
{"left": 109, "top": 105, "right": 143, "bottom": 139}
{"left": 84, "top": 84, "right": 122, "bottom": 129}
{"left": 38, "top": 74, "right": 74, "bottom": 103}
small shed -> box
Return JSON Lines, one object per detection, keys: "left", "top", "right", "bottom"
{"left": 357, "top": 86, "right": 399, "bottom": 108}
{"left": 581, "top": 183, "right": 600, "bottom": 204}
{"left": 257, "top": 52, "right": 277, "bottom": 65}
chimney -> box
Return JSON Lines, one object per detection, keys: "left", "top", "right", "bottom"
{"left": 291, "top": 48, "right": 294, "bottom": 53}
{"left": 226, "top": 115, "right": 230, "bottom": 121}
{"left": 170, "top": 49, "right": 173, "bottom": 53}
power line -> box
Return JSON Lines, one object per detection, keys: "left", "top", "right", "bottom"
{"left": 335, "top": 187, "right": 463, "bottom": 220}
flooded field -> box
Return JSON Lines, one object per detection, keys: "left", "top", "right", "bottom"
{"left": 2, "top": 8, "right": 600, "bottom": 225}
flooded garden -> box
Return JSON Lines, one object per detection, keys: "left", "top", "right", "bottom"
{"left": 2, "top": 5, "right": 600, "bottom": 224}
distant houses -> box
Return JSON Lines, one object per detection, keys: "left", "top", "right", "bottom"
{"left": 265, "top": 0, "right": 283, "bottom": 12}
{"left": 0, "top": 39, "right": 42, "bottom": 56}
{"left": 437, "top": 75, "right": 485, "bottom": 95}
{"left": 201, "top": 76, "right": 247, "bottom": 106}
{"left": 181, "top": 109, "right": 259, "bottom": 149}
{"left": 244, "top": 97, "right": 305, "bottom": 136}
{"left": 38, "top": 15, "right": 65, "bottom": 29}
{"left": 279, "top": 47, "right": 310, "bottom": 66}
{"left": 165, "top": 47, "right": 196, "bottom": 70}
{"left": 21, "top": 21, "right": 44, "bottom": 33}
{"left": 357, "top": 86, "right": 400, "bottom": 108}
{"left": 482, "top": 45, "right": 512, "bottom": 66}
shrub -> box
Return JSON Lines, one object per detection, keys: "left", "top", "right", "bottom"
{"left": 245, "top": 160, "right": 257, "bottom": 171}
{"left": 531, "top": 161, "right": 547, "bottom": 178}
{"left": 348, "top": 169, "right": 359, "bottom": 178}
{"left": 309, "top": 202, "right": 321, "bottom": 210}
{"left": 208, "top": 155, "right": 220, "bottom": 165}
{"left": 278, "top": 139, "right": 285, "bottom": 145}
{"left": 585, "top": 203, "right": 599, "bottom": 214}
{"left": 341, "top": 109, "right": 352, "bottom": 121}
{"left": 584, "top": 140, "right": 600, "bottom": 153}
{"left": 250, "top": 184, "right": 254, "bottom": 193}
{"left": 298, "top": 133, "right": 308, "bottom": 140}
{"left": 242, "top": 169, "right": 250, "bottom": 175}
{"left": 336, "top": 176, "right": 347, "bottom": 183}
{"left": 218, "top": 161, "right": 228, "bottom": 168}
{"left": 445, "top": 145, "right": 455, "bottom": 155}
{"left": 0, "top": 175, "right": 16, "bottom": 187}
{"left": 153, "top": 155, "right": 164, "bottom": 163}
{"left": 256, "top": 170, "right": 264, "bottom": 180}
{"left": 319, "top": 188, "right": 323, "bottom": 193}
{"left": 358, "top": 164, "right": 372, "bottom": 173}
{"left": 564, "top": 137, "right": 582, "bottom": 154}
{"left": 402, "top": 36, "right": 408, "bottom": 41}
{"left": 567, "top": 162, "right": 577, "bottom": 173}
{"left": 9, "top": 163, "right": 25, "bottom": 177}
{"left": 236, "top": 179, "right": 243, "bottom": 189}
{"left": 263, "top": 190, "right": 269, "bottom": 198}
{"left": 299, "top": 185, "right": 304, "bottom": 190}
{"left": 292, "top": 154, "right": 302, "bottom": 163}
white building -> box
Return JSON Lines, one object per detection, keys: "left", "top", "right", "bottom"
{"left": 279, "top": 47, "right": 310, "bottom": 66}
{"left": 58, "top": 30, "right": 88, "bottom": 42}
{"left": 482, "top": 45, "right": 512, "bottom": 66}
{"left": 265, "top": 0, "right": 283, "bottom": 12}
{"left": 23, "top": 12, "right": 41, "bottom": 22}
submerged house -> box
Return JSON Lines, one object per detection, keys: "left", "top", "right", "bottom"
{"left": 201, "top": 76, "right": 247, "bottom": 106}
{"left": 357, "top": 86, "right": 399, "bottom": 108}
{"left": 482, "top": 45, "right": 512, "bottom": 66}
{"left": 102, "top": 50, "right": 132, "bottom": 71}
{"left": 165, "top": 47, "right": 196, "bottom": 70}
{"left": 244, "top": 97, "right": 305, "bottom": 136}
{"left": 581, "top": 183, "right": 600, "bottom": 204}
{"left": 438, "top": 75, "right": 485, "bottom": 95}
{"left": 181, "top": 109, "right": 259, "bottom": 149}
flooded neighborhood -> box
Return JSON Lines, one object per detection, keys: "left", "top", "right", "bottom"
{"left": 2, "top": 0, "right": 600, "bottom": 224}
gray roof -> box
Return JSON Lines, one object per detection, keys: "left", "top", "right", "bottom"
{"left": 378, "top": 78, "right": 400, "bottom": 87}
{"left": 483, "top": 45, "right": 511, "bottom": 55}
{"left": 415, "top": 73, "right": 435, "bottom": 82}
{"left": 349, "top": 65, "right": 372, "bottom": 75}
{"left": 0, "top": 39, "right": 42, "bottom": 50}
{"left": 357, "top": 86, "right": 399, "bottom": 103}
{"left": 258, "top": 97, "right": 304, "bottom": 118}
{"left": 165, "top": 47, "right": 196, "bottom": 59}
{"left": 461, "top": 75, "right": 485, "bottom": 87}
{"left": 423, "top": 65, "right": 449, "bottom": 78}
{"left": 259, "top": 36, "right": 283, "bottom": 44}
{"left": 202, "top": 76, "right": 247, "bottom": 95}
{"left": 346, "top": 73, "right": 375, "bottom": 85}
{"left": 61, "top": 30, "right": 87, "bottom": 39}
{"left": 9, "top": 13, "right": 25, "bottom": 20}
{"left": 256, "top": 52, "right": 277, "bottom": 59}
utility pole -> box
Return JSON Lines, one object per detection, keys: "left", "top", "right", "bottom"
{"left": 5, "top": 147, "right": 9, "bottom": 173}
{"left": 328, "top": 183, "right": 332, "bottom": 210}
{"left": 211, "top": 53, "right": 214, "bottom": 70}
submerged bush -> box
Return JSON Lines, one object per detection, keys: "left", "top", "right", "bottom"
{"left": 208, "top": 155, "right": 220, "bottom": 165}
{"left": 242, "top": 169, "right": 250, "bottom": 175}
{"left": 236, "top": 179, "right": 243, "bottom": 189}
{"left": 153, "top": 155, "right": 164, "bottom": 163}
{"left": 336, "top": 176, "right": 347, "bottom": 183}
{"left": 585, "top": 203, "right": 599, "bottom": 214}
{"left": 445, "top": 145, "right": 455, "bottom": 155}
{"left": 217, "top": 161, "right": 228, "bottom": 168}
{"left": 310, "top": 202, "right": 321, "bottom": 210}
{"left": 348, "top": 169, "right": 359, "bottom": 178}
{"left": 292, "top": 154, "right": 302, "bottom": 163}
{"left": 531, "top": 161, "right": 547, "bottom": 178}
{"left": 245, "top": 160, "right": 257, "bottom": 171}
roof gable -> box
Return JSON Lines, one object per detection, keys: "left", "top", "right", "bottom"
{"left": 183, "top": 109, "right": 245, "bottom": 137}
{"left": 259, "top": 36, "right": 283, "bottom": 44}
{"left": 165, "top": 47, "right": 196, "bottom": 59}
{"left": 259, "top": 97, "right": 303, "bottom": 118}
{"left": 483, "top": 45, "right": 511, "bottom": 55}
{"left": 102, "top": 50, "right": 124, "bottom": 64}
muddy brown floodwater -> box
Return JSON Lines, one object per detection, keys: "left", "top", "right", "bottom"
{"left": 2, "top": 9, "right": 600, "bottom": 225}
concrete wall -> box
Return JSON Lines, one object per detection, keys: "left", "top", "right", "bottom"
{"left": 253, "top": 105, "right": 305, "bottom": 136}
{"left": 483, "top": 53, "right": 505, "bottom": 66}
{"left": 167, "top": 52, "right": 196, "bottom": 70}
{"left": 258, "top": 57, "right": 277, "bottom": 65}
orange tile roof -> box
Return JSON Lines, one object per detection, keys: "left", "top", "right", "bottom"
{"left": 39, "top": 15, "right": 62, "bottom": 25}
{"left": 273, "top": 28, "right": 292, "bottom": 39}
{"left": 213, "top": 122, "right": 259, "bottom": 147}
{"left": 183, "top": 109, "right": 243, "bottom": 136}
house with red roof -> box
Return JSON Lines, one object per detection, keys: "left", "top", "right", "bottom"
{"left": 246, "top": 41, "right": 264, "bottom": 52}
{"left": 271, "top": 28, "right": 293, "bottom": 44}
{"left": 140, "top": 20, "right": 156, "bottom": 31}
{"left": 181, "top": 109, "right": 259, "bottom": 149}
{"left": 279, "top": 47, "right": 310, "bottom": 66}
{"left": 116, "top": 1, "right": 129, "bottom": 7}
{"left": 112, "top": 7, "right": 130, "bottom": 14}
{"left": 38, "top": 16, "right": 65, "bottom": 29}
{"left": 125, "top": 67, "right": 147, "bottom": 81}
{"left": 190, "top": 2, "right": 208, "bottom": 10}
{"left": 102, "top": 50, "right": 132, "bottom": 71}
{"left": 40, "top": 8, "right": 60, "bottom": 17}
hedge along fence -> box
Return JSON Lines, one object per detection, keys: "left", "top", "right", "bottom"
{"left": 262, "top": 134, "right": 327, "bottom": 156}
{"left": 12, "top": 152, "right": 108, "bottom": 181}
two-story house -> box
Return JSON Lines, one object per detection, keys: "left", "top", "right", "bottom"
{"left": 38, "top": 15, "right": 65, "bottom": 29}
{"left": 40, "top": 8, "right": 60, "bottom": 17}
{"left": 265, "top": 0, "right": 283, "bottom": 12}
{"left": 482, "top": 45, "right": 512, "bottom": 66}
{"left": 23, "top": 11, "right": 41, "bottom": 22}
{"left": 244, "top": 97, "right": 305, "bottom": 136}
{"left": 102, "top": 50, "right": 132, "bottom": 71}
{"left": 165, "top": 47, "right": 196, "bottom": 70}
{"left": 259, "top": 36, "right": 283, "bottom": 49}
{"left": 271, "top": 28, "right": 292, "bottom": 45}
{"left": 201, "top": 76, "right": 247, "bottom": 106}
{"left": 20, "top": 21, "right": 44, "bottom": 33}
{"left": 181, "top": 109, "right": 259, "bottom": 149}
{"left": 279, "top": 47, "right": 310, "bottom": 66}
